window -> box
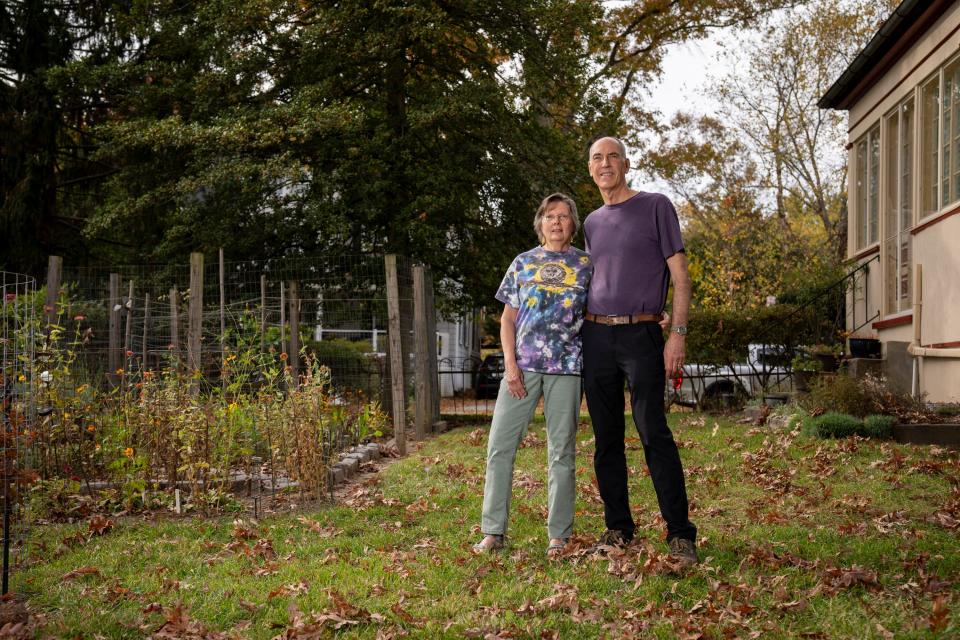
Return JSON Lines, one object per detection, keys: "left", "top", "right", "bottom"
{"left": 883, "top": 99, "right": 913, "bottom": 315}
{"left": 944, "top": 57, "right": 960, "bottom": 207}
{"left": 854, "top": 126, "right": 880, "bottom": 248}
{"left": 919, "top": 56, "right": 960, "bottom": 217}
{"left": 921, "top": 74, "right": 939, "bottom": 216}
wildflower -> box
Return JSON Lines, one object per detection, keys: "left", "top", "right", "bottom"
{"left": 87, "top": 425, "right": 96, "bottom": 432}
{"left": 228, "top": 402, "right": 238, "bottom": 413}
{"left": 76, "top": 385, "right": 88, "bottom": 393}
{"left": 168, "top": 343, "right": 175, "bottom": 350}
{"left": 116, "top": 368, "right": 124, "bottom": 375}
{"left": 74, "top": 315, "right": 85, "bottom": 322}
{"left": 123, "top": 447, "right": 134, "bottom": 458}
{"left": 280, "top": 352, "right": 288, "bottom": 361}
{"left": 95, "top": 444, "right": 101, "bottom": 451}
{"left": 126, "top": 350, "right": 134, "bottom": 357}
{"left": 18, "top": 375, "right": 25, "bottom": 382}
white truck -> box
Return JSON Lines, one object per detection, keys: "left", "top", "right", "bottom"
{"left": 667, "top": 344, "right": 793, "bottom": 409}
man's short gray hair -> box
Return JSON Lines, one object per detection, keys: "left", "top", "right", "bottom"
{"left": 588, "top": 136, "right": 628, "bottom": 160}
{"left": 533, "top": 193, "right": 580, "bottom": 244}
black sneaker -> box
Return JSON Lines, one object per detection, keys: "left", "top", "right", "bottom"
{"left": 667, "top": 537, "right": 699, "bottom": 568}
{"left": 591, "top": 529, "right": 631, "bottom": 554}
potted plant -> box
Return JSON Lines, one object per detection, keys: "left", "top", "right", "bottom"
{"left": 807, "top": 343, "right": 842, "bottom": 372}
{"left": 791, "top": 354, "right": 822, "bottom": 392}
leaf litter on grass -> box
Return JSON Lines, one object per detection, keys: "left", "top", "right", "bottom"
{"left": 16, "top": 418, "right": 960, "bottom": 638}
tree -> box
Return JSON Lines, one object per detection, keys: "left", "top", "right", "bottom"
{"left": 640, "top": 0, "right": 895, "bottom": 310}
{"left": 5, "top": 0, "right": 797, "bottom": 309}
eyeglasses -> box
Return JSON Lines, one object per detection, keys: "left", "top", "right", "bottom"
{"left": 544, "top": 214, "right": 571, "bottom": 223}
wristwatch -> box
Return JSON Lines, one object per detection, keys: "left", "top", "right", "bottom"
{"left": 670, "top": 326, "right": 688, "bottom": 336}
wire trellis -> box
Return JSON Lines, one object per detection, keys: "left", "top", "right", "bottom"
{"left": 1, "top": 272, "right": 36, "bottom": 595}
{"left": 55, "top": 254, "right": 418, "bottom": 407}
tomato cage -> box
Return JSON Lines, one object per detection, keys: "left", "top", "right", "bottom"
{"left": 1, "top": 272, "right": 37, "bottom": 595}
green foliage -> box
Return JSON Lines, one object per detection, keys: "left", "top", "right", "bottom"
{"left": 862, "top": 414, "right": 896, "bottom": 439}
{"left": 804, "top": 412, "right": 861, "bottom": 439}
{"left": 791, "top": 354, "right": 822, "bottom": 373}
{"left": 685, "top": 305, "right": 832, "bottom": 368}
{"left": 803, "top": 412, "right": 896, "bottom": 440}
{"left": 305, "top": 339, "right": 378, "bottom": 398}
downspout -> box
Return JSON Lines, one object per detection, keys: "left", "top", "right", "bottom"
{"left": 907, "top": 264, "right": 960, "bottom": 399}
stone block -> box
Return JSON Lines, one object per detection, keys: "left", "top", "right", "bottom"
{"left": 883, "top": 341, "right": 912, "bottom": 395}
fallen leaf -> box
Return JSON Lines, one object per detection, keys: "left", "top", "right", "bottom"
{"left": 63, "top": 566, "right": 101, "bottom": 580}
{"left": 88, "top": 515, "right": 114, "bottom": 536}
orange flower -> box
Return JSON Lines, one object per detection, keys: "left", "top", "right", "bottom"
{"left": 87, "top": 425, "right": 96, "bottom": 432}
{"left": 280, "top": 352, "right": 288, "bottom": 361}
{"left": 123, "top": 447, "right": 134, "bottom": 458}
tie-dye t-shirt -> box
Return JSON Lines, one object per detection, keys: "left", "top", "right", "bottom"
{"left": 495, "top": 246, "right": 593, "bottom": 375}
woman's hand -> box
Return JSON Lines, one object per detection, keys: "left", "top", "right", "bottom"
{"left": 505, "top": 364, "right": 526, "bottom": 399}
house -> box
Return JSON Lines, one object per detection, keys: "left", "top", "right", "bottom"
{"left": 819, "top": 0, "right": 960, "bottom": 403}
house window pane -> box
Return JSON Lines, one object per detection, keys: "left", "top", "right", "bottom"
{"left": 856, "top": 139, "right": 868, "bottom": 248}
{"left": 883, "top": 112, "right": 899, "bottom": 314}
{"left": 921, "top": 76, "right": 940, "bottom": 217}
{"left": 900, "top": 99, "right": 913, "bottom": 309}
{"left": 947, "top": 58, "right": 960, "bottom": 206}
{"left": 868, "top": 126, "right": 880, "bottom": 244}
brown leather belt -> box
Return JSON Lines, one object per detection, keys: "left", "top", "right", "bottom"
{"left": 585, "top": 312, "right": 660, "bottom": 325}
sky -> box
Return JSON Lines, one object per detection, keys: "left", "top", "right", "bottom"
{"left": 632, "top": 34, "right": 730, "bottom": 194}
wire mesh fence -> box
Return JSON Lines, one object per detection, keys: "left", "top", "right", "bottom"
{"left": 13, "top": 252, "right": 439, "bottom": 509}
{"left": 55, "top": 253, "right": 418, "bottom": 404}
{"left": 1, "top": 272, "right": 37, "bottom": 594}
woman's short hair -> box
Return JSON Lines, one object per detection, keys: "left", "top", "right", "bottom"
{"left": 533, "top": 192, "right": 580, "bottom": 244}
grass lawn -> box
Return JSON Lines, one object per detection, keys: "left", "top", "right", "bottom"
{"left": 14, "top": 413, "right": 960, "bottom": 638}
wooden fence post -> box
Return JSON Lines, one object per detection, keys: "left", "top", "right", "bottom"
{"left": 44, "top": 255, "right": 62, "bottom": 329}
{"left": 384, "top": 255, "right": 406, "bottom": 455}
{"left": 108, "top": 273, "right": 121, "bottom": 387}
{"left": 288, "top": 280, "right": 300, "bottom": 385}
{"left": 412, "top": 265, "right": 430, "bottom": 441}
{"left": 188, "top": 253, "right": 204, "bottom": 381}
{"left": 423, "top": 268, "right": 441, "bottom": 427}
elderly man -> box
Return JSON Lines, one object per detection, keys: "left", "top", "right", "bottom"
{"left": 582, "top": 136, "right": 698, "bottom": 567}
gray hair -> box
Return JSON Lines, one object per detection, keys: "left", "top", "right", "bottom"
{"left": 533, "top": 192, "right": 580, "bottom": 244}
{"left": 588, "top": 136, "right": 628, "bottom": 160}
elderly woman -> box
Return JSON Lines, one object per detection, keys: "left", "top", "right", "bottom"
{"left": 473, "top": 192, "right": 593, "bottom": 557}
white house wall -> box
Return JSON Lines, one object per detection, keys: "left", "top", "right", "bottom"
{"left": 845, "top": 2, "right": 960, "bottom": 403}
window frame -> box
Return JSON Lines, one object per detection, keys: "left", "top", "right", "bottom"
{"left": 853, "top": 125, "right": 881, "bottom": 250}
{"left": 881, "top": 97, "right": 914, "bottom": 317}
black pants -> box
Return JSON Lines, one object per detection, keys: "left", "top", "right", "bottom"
{"left": 582, "top": 320, "right": 696, "bottom": 542}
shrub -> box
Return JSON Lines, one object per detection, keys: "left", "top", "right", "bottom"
{"left": 807, "top": 412, "right": 861, "bottom": 439}
{"left": 305, "top": 338, "right": 378, "bottom": 397}
{"left": 798, "top": 374, "right": 878, "bottom": 417}
{"left": 862, "top": 414, "right": 896, "bottom": 439}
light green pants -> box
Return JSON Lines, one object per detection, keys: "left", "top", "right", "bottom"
{"left": 480, "top": 371, "right": 581, "bottom": 540}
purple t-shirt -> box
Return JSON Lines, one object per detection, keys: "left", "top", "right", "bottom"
{"left": 583, "top": 191, "right": 684, "bottom": 315}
